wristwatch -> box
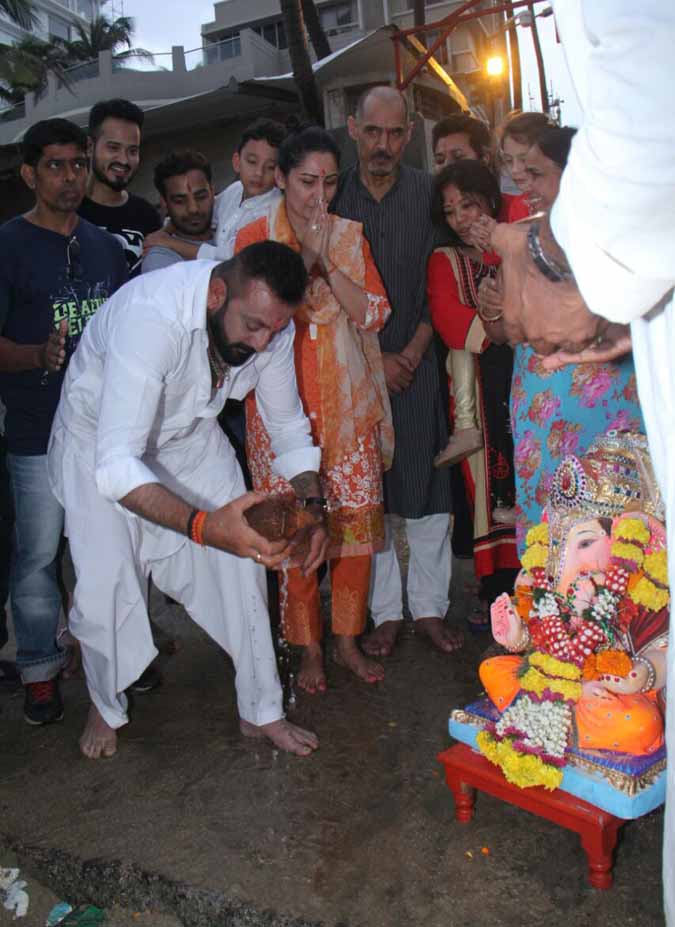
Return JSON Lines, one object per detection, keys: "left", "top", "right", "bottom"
{"left": 527, "top": 221, "right": 575, "bottom": 284}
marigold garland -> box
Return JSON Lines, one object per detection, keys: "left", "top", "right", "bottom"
{"left": 614, "top": 518, "right": 650, "bottom": 545}
{"left": 528, "top": 651, "right": 582, "bottom": 681}
{"left": 644, "top": 550, "right": 668, "bottom": 586}
{"left": 630, "top": 577, "right": 669, "bottom": 612}
{"left": 596, "top": 649, "right": 633, "bottom": 677}
{"left": 520, "top": 667, "right": 582, "bottom": 702}
{"left": 521, "top": 543, "right": 548, "bottom": 572}
{"left": 610, "top": 540, "right": 645, "bottom": 568}
{"left": 477, "top": 731, "right": 563, "bottom": 791}
{"left": 525, "top": 523, "right": 549, "bottom": 547}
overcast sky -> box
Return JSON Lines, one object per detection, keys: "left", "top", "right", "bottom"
{"left": 118, "top": 0, "right": 216, "bottom": 56}
{"left": 117, "top": 1, "right": 582, "bottom": 126}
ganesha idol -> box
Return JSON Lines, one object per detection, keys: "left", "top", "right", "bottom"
{"left": 476, "top": 431, "right": 669, "bottom": 792}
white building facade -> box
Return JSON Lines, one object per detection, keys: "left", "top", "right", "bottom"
{"left": 0, "top": 0, "right": 101, "bottom": 46}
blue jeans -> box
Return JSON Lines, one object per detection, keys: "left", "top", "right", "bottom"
{"left": 7, "top": 453, "right": 65, "bottom": 682}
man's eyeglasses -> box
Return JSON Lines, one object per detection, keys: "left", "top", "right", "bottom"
{"left": 66, "top": 235, "right": 82, "bottom": 281}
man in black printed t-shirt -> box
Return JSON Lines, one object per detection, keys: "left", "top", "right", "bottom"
{"left": 78, "top": 98, "right": 160, "bottom": 277}
{"left": 0, "top": 118, "right": 127, "bottom": 726}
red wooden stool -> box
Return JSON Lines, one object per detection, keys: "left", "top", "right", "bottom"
{"left": 438, "top": 742, "right": 626, "bottom": 889}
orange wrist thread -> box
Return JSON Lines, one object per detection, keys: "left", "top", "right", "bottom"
{"left": 191, "top": 510, "right": 208, "bottom": 546}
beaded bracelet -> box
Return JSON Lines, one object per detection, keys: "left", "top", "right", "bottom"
{"left": 505, "top": 623, "right": 531, "bottom": 654}
{"left": 189, "top": 509, "right": 208, "bottom": 546}
{"left": 633, "top": 654, "right": 656, "bottom": 693}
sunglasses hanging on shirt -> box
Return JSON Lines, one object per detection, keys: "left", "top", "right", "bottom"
{"left": 66, "top": 235, "right": 82, "bottom": 281}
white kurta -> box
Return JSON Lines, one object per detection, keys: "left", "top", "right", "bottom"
{"left": 48, "top": 260, "right": 320, "bottom": 730}
{"left": 196, "top": 182, "right": 281, "bottom": 262}
{"left": 551, "top": 2, "right": 675, "bottom": 920}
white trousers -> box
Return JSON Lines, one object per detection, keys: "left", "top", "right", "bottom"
{"left": 368, "top": 513, "right": 451, "bottom": 625}
{"left": 51, "top": 431, "right": 283, "bottom": 731}
{"left": 631, "top": 295, "right": 675, "bottom": 925}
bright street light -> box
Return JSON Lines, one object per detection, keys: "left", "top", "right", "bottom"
{"left": 486, "top": 55, "right": 505, "bottom": 77}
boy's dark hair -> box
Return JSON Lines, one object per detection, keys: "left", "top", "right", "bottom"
{"left": 213, "top": 241, "right": 308, "bottom": 307}
{"left": 498, "top": 110, "right": 553, "bottom": 149}
{"left": 88, "top": 98, "right": 144, "bottom": 138}
{"left": 432, "top": 114, "right": 492, "bottom": 160}
{"left": 22, "top": 118, "right": 88, "bottom": 167}
{"left": 237, "top": 117, "right": 287, "bottom": 154}
{"left": 277, "top": 124, "right": 340, "bottom": 176}
{"left": 154, "top": 150, "right": 213, "bottom": 198}
{"left": 431, "top": 160, "right": 502, "bottom": 230}
{"left": 534, "top": 125, "right": 577, "bottom": 171}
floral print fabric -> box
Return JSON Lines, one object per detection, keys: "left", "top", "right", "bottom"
{"left": 511, "top": 345, "right": 644, "bottom": 552}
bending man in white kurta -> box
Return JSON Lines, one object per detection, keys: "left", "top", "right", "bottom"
{"left": 48, "top": 242, "right": 328, "bottom": 759}
{"left": 489, "top": 2, "right": 675, "bottom": 921}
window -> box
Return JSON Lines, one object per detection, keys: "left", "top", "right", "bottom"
{"left": 205, "top": 32, "right": 241, "bottom": 64}
{"left": 48, "top": 14, "right": 71, "bottom": 41}
{"left": 77, "top": 0, "right": 94, "bottom": 19}
{"left": 319, "top": 1, "right": 357, "bottom": 33}
{"left": 253, "top": 19, "right": 287, "bottom": 50}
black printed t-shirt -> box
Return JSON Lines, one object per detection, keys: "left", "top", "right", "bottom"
{"left": 78, "top": 193, "right": 161, "bottom": 276}
{"left": 0, "top": 216, "right": 128, "bottom": 455}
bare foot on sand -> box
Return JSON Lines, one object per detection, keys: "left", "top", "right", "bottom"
{"left": 297, "top": 643, "right": 327, "bottom": 694}
{"left": 333, "top": 636, "right": 384, "bottom": 683}
{"left": 80, "top": 704, "right": 117, "bottom": 759}
{"left": 414, "top": 616, "right": 464, "bottom": 653}
{"left": 240, "top": 718, "right": 319, "bottom": 756}
{"left": 361, "top": 619, "right": 403, "bottom": 657}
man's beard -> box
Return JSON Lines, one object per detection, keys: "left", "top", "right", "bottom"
{"left": 208, "top": 303, "right": 255, "bottom": 367}
{"left": 368, "top": 150, "right": 394, "bottom": 177}
{"left": 92, "top": 157, "right": 134, "bottom": 192}
{"left": 172, "top": 211, "right": 213, "bottom": 238}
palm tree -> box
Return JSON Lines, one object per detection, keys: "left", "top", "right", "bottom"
{"left": 300, "top": 0, "right": 331, "bottom": 61}
{"left": 280, "top": 0, "right": 324, "bottom": 125}
{"left": 0, "top": 34, "right": 71, "bottom": 105}
{"left": 64, "top": 14, "right": 154, "bottom": 65}
{"left": 0, "top": 0, "right": 37, "bottom": 31}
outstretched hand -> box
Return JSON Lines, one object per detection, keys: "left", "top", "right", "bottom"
{"left": 540, "top": 324, "right": 632, "bottom": 370}
{"left": 491, "top": 221, "right": 603, "bottom": 354}
{"left": 203, "top": 491, "right": 294, "bottom": 567}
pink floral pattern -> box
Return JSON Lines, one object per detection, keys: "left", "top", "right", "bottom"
{"left": 512, "top": 346, "right": 644, "bottom": 552}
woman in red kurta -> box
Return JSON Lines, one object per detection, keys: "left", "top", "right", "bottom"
{"left": 235, "top": 126, "right": 393, "bottom": 694}
{"left": 427, "top": 161, "right": 519, "bottom": 605}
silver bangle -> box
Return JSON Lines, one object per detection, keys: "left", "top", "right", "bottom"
{"left": 526, "top": 222, "right": 575, "bottom": 284}
{"left": 633, "top": 655, "right": 656, "bottom": 693}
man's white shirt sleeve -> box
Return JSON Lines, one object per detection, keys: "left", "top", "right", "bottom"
{"left": 551, "top": 0, "right": 675, "bottom": 323}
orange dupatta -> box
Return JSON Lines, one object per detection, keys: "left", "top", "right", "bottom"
{"left": 269, "top": 198, "right": 394, "bottom": 472}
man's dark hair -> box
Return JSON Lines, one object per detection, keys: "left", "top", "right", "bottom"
{"left": 213, "top": 241, "right": 308, "bottom": 307}
{"left": 277, "top": 124, "right": 340, "bottom": 176}
{"left": 534, "top": 125, "right": 577, "bottom": 171}
{"left": 431, "top": 160, "right": 502, "bottom": 231}
{"left": 88, "top": 98, "right": 144, "bottom": 138}
{"left": 22, "top": 118, "right": 88, "bottom": 167}
{"left": 154, "top": 149, "right": 212, "bottom": 198}
{"left": 432, "top": 114, "right": 492, "bottom": 160}
{"left": 237, "top": 117, "right": 287, "bottom": 154}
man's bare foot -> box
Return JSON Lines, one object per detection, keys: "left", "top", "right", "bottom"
{"left": 361, "top": 619, "right": 402, "bottom": 657}
{"left": 414, "top": 616, "right": 464, "bottom": 653}
{"left": 240, "top": 718, "right": 319, "bottom": 756}
{"left": 297, "top": 643, "right": 327, "bottom": 694}
{"left": 333, "top": 635, "right": 384, "bottom": 683}
{"left": 79, "top": 704, "right": 117, "bottom": 759}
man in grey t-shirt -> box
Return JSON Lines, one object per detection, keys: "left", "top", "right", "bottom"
{"left": 142, "top": 150, "right": 215, "bottom": 274}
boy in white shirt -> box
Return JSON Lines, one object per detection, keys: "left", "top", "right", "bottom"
{"left": 143, "top": 118, "right": 286, "bottom": 263}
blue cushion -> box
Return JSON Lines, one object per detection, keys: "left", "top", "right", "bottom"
{"left": 449, "top": 699, "right": 666, "bottom": 820}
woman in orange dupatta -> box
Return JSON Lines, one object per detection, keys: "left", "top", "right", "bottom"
{"left": 235, "top": 126, "right": 394, "bottom": 693}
